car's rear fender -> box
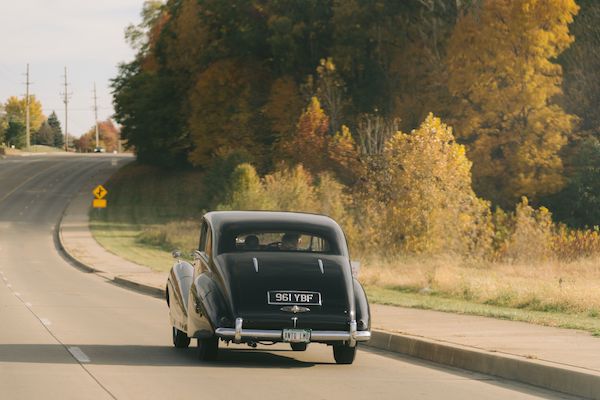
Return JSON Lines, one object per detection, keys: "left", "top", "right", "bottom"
{"left": 353, "top": 279, "right": 370, "bottom": 331}
{"left": 188, "top": 273, "right": 233, "bottom": 338}
{"left": 167, "top": 261, "right": 194, "bottom": 331}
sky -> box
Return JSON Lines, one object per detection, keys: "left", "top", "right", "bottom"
{"left": 0, "top": 0, "right": 144, "bottom": 137}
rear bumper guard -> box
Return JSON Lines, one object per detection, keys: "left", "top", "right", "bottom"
{"left": 215, "top": 318, "right": 370, "bottom": 347}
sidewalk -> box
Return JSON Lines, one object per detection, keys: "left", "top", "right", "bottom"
{"left": 58, "top": 182, "right": 600, "bottom": 399}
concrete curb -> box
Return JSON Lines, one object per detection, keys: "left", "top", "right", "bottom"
{"left": 54, "top": 215, "right": 167, "bottom": 300}
{"left": 366, "top": 330, "right": 600, "bottom": 400}
{"left": 113, "top": 276, "right": 165, "bottom": 299}
{"left": 53, "top": 177, "right": 600, "bottom": 400}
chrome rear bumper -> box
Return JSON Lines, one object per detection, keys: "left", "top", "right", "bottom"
{"left": 215, "top": 318, "right": 370, "bottom": 347}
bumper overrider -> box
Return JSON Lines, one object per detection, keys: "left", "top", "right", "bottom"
{"left": 215, "top": 318, "right": 371, "bottom": 347}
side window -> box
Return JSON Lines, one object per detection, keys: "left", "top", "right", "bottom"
{"left": 198, "top": 221, "right": 208, "bottom": 251}
{"left": 205, "top": 229, "right": 212, "bottom": 258}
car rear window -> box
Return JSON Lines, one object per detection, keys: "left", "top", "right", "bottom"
{"left": 221, "top": 231, "right": 336, "bottom": 254}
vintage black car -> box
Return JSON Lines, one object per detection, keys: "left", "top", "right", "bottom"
{"left": 166, "top": 211, "right": 371, "bottom": 364}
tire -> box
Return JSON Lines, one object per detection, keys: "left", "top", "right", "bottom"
{"left": 197, "top": 336, "right": 219, "bottom": 361}
{"left": 172, "top": 327, "right": 190, "bottom": 348}
{"left": 290, "top": 342, "right": 308, "bottom": 352}
{"left": 333, "top": 344, "right": 357, "bottom": 364}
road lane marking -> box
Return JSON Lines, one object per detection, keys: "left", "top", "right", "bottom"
{"left": 68, "top": 347, "right": 91, "bottom": 363}
{"left": 6, "top": 284, "right": 12, "bottom": 288}
{"left": 0, "top": 161, "right": 65, "bottom": 205}
{"left": 40, "top": 318, "right": 51, "bottom": 326}
{"left": 25, "top": 302, "right": 32, "bottom": 307}
{"left": 14, "top": 292, "right": 20, "bottom": 296}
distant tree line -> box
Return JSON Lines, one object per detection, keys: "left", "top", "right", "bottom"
{"left": 112, "top": 0, "right": 600, "bottom": 230}
{"left": 0, "top": 96, "right": 64, "bottom": 149}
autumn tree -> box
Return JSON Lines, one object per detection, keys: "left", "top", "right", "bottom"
{"left": 4, "top": 96, "right": 45, "bottom": 133}
{"left": 76, "top": 119, "right": 120, "bottom": 152}
{"left": 363, "top": 114, "right": 492, "bottom": 256}
{"left": 187, "top": 59, "right": 270, "bottom": 167}
{"left": 278, "top": 97, "right": 329, "bottom": 174}
{"left": 263, "top": 76, "right": 304, "bottom": 142}
{"left": 447, "top": 0, "right": 579, "bottom": 207}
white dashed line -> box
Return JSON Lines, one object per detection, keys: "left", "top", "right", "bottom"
{"left": 68, "top": 347, "right": 91, "bottom": 363}
{"left": 14, "top": 292, "right": 20, "bottom": 297}
{"left": 6, "top": 284, "right": 12, "bottom": 288}
{"left": 25, "top": 302, "right": 32, "bottom": 307}
{"left": 40, "top": 318, "right": 51, "bottom": 326}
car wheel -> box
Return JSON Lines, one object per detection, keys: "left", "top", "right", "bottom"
{"left": 197, "top": 336, "right": 219, "bottom": 361}
{"left": 333, "top": 344, "right": 357, "bottom": 364}
{"left": 172, "top": 327, "right": 190, "bottom": 348}
{"left": 290, "top": 343, "right": 308, "bottom": 352}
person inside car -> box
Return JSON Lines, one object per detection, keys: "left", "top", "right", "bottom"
{"left": 281, "top": 233, "right": 301, "bottom": 250}
{"left": 244, "top": 235, "right": 260, "bottom": 250}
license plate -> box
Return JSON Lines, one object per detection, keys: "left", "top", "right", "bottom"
{"left": 268, "top": 290, "right": 322, "bottom": 305}
{"left": 283, "top": 329, "right": 311, "bottom": 343}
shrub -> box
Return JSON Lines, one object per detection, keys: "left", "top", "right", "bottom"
{"left": 217, "top": 163, "right": 272, "bottom": 210}
{"left": 503, "top": 197, "right": 554, "bottom": 263}
{"left": 358, "top": 113, "right": 493, "bottom": 257}
{"left": 217, "top": 163, "right": 360, "bottom": 252}
{"left": 201, "top": 149, "right": 254, "bottom": 209}
{"left": 553, "top": 225, "right": 600, "bottom": 262}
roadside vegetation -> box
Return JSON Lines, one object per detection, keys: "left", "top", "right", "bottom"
{"left": 92, "top": 0, "right": 600, "bottom": 334}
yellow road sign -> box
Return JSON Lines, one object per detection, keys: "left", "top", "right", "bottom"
{"left": 93, "top": 199, "right": 107, "bottom": 208}
{"left": 93, "top": 185, "right": 108, "bottom": 199}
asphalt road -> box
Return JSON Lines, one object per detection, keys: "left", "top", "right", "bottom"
{"left": 0, "top": 155, "right": 573, "bottom": 400}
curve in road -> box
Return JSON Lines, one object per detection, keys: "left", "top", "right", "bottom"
{"left": 0, "top": 155, "right": 572, "bottom": 400}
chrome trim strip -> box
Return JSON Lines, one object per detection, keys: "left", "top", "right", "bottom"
{"left": 234, "top": 318, "right": 243, "bottom": 343}
{"left": 317, "top": 259, "right": 324, "bottom": 274}
{"left": 215, "top": 327, "right": 371, "bottom": 342}
{"left": 252, "top": 257, "right": 259, "bottom": 273}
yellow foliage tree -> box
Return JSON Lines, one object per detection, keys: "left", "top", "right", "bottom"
{"left": 217, "top": 163, "right": 273, "bottom": 211}
{"left": 278, "top": 97, "right": 329, "bottom": 175}
{"left": 187, "top": 59, "right": 268, "bottom": 167}
{"left": 447, "top": 0, "right": 579, "bottom": 207}
{"left": 162, "top": 0, "right": 209, "bottom": 74}
{"left": 264, "top": 76, "right": 304, "bottom": 141}
{"left": 368, "top": 113, "right": 492, "bottom": 256}
{"left": 504, "top": 197, "right": 554, "bottom": 263}
{"left": 278, "top": 97, "right": 361, "bottom": 183}
{"left": 4, "top": 95, "right": 45, "bottom": 132}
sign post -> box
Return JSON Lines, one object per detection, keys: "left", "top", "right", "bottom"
{"left": 92, "top": 184, "right": 107, "bottom": 208}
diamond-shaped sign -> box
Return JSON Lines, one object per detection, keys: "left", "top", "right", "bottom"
{"left": 92, "top": 185, "right": 108, "bottom": 199}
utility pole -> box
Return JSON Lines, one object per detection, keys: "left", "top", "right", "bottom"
{"left": 60, "top": 67, "right": 72, "bottom": 151}
{"left": 24, "top": 64, "right": 31, "bottom": 150}
{"left": 93, "top": 82, "right": 99, "bottom": 149}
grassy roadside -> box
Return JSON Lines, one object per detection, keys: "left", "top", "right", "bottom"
{"left": 90, "top": 162, "right": 600, "bottom": 336}
{"left": 366, "top": 286, "right": 600, "bottom": 335}
{"left": 89, "top": 162, "right": 205, "bottom": 272}
{"left": 90, "top": 221, "right": 175, "bottom": 272}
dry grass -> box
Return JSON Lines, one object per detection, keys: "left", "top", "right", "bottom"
{"left": 359, "top": 256, "right": 600, "bottom": 314}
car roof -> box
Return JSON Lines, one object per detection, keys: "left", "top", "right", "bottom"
{"left": 204, "top": 211, "right": 348, "bottom": 255}
{"left": 204, "top": 210, "right": 340, "bottom": 230}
